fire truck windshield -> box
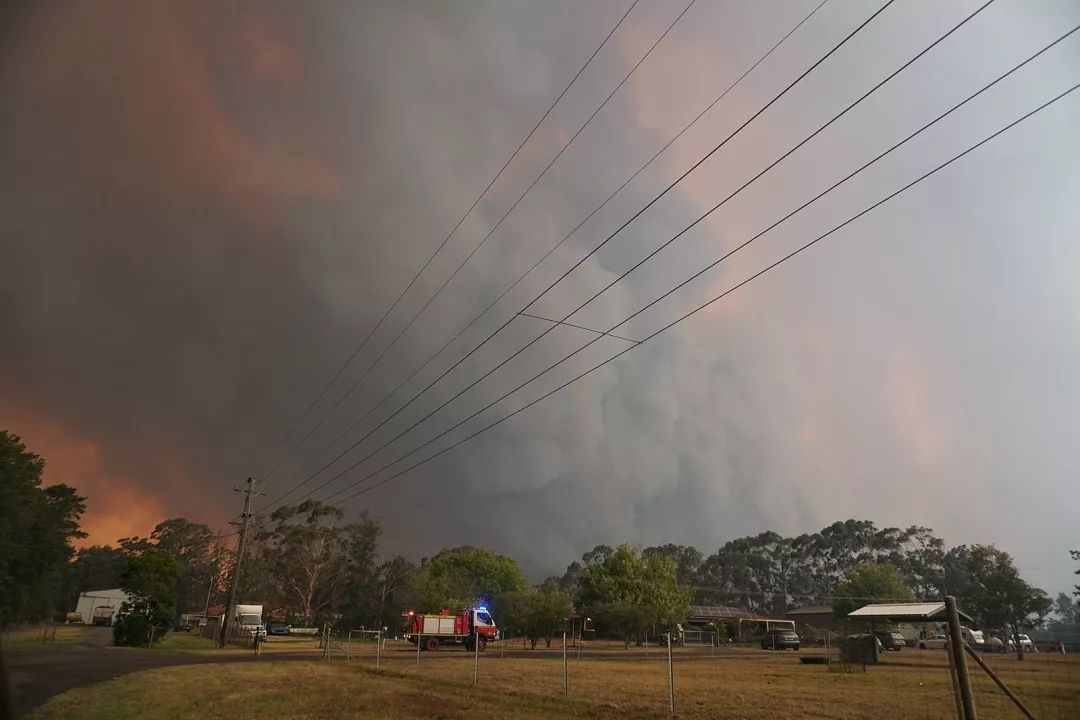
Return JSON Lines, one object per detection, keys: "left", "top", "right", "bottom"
{"left": 476, "top": 611, "right": 493, "bottom": 625}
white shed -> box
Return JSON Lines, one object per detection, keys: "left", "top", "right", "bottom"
{"left": 74, "top": 588, "right": 131, "bottom": 625}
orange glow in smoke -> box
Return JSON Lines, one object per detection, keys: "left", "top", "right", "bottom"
{"left": 4, "top": 410, "right": 165, "bottom": 547}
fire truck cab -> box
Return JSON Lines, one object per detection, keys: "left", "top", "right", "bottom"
{"left": 404, "top": 606, "right": 498, "bottom": 651}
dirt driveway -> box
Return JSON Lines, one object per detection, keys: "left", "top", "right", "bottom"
{"left": 5, "top": 635, "right": 311, "bottom": 717}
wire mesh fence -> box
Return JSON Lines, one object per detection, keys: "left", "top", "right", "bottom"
{"left": 195, "top": 605, "right": 1080, "bottom": 719}
{"left": 310, "top": 621, "right": 1080, "bottom": 719}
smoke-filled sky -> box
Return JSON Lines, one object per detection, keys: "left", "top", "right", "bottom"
{"left": 2, "top": 0, "right": 1079, "bottom": 595}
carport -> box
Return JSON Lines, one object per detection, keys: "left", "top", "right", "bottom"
{"left": 846, "top": 602, "right": 973, "bottom": 662}
{"left": 686, "top": 605, "right": 795, "bottom": 642}
{"left": 847, "top": 601, "right": 973, "bottom": 625}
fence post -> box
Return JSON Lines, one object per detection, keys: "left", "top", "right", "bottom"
{"left": 415, "top": 631, "right": 421, "bottom": 669}
{"left": 945, "top": 630, "right": 964, "bottom": 720}
{"left": 945, "top": 596, "right": 977, "bottom": 720}
{"left": 666, "top": 632, "right": 675, "bottom": 717}
{"left": 376, "top": 629, "right": 382, "bottom": 669}
{"left": 473, "top": 631, "right": 480, "bottom": 686}
{"left": 963, "top": 644, "right": 1036, "bottom": 720}
{"left": 563, "top": 631, "right": 569, "bottom": 700}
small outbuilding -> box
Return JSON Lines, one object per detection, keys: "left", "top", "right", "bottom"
{"left": 786, "top": 604, "right": 842, "bottom": 631}
{"left": 844, "top": 602, "right": 973, "bottom": 664}
{"left": 687, "top": 605, "right": 794, "bottom": 641}
{"left": 73, "top": 588, "right": 130, "bottom": 625}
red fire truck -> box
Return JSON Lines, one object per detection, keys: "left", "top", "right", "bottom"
{"left": 403, "top": 607, "right": 498, "bottom": 651}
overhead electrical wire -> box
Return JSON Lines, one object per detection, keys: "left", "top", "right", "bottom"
{"left": 260, "top": 0, "right": 894, "bottom": 511}
{"left": 255, "top": 0, "right": 641, "bottom": 482}
{"left": 321, "top": 17, "right": 1080, "bottom": 506}
{"left": 309, "top": 0, "right": 979, "bottom": 504}
{"left": 260, "top": 0, "right": 694, "bottom": 484}
{"left": 258, "top": 0, "right": 705, "bottom": 509}
{"left": 520, "top": 0, "right": 995, "bottom": 332}
{"left": 335, "top": 77, "right": 1080, "bottom": 505}
{"left": 301, "top": 0, "right": 830, "bottom": 484}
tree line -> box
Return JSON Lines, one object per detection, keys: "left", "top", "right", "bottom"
{"left": 3, "top": 429, "right": 1078, "bottom": 651}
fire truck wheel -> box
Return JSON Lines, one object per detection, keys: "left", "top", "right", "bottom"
{"left": 477, "top": 637, "right": 487, "bottom": 652}
{"left": 424, "top": 637, "right": 440, "bottom": 652}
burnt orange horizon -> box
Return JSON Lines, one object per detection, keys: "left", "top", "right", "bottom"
{"left": 4, "top": 409, "right": 167, "bottom": 548}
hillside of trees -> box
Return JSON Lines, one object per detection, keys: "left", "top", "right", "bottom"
{"left": 3, "top": 428, "right": 1077, "bottom": 647}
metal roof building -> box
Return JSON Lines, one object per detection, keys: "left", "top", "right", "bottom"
{"left": 73, "top": 588, "right": 130, "bottom": 625}
{"left": 785, "top": 604, "right": 843, "bottom": 630}
{"left": 687, "top": 605, "right": 794, "bottom": 638}
{"left": 847, "top": 601, "right": 972, "bottom": 623}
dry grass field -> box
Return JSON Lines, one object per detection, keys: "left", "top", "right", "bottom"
{"left": 25, "top": 641, "right": 1080, "bottom": 719}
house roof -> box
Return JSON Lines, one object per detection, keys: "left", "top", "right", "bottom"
{"left": 786, "top": 605, "right": 833, "bottom": 616}
{"left": 847, "top": 602, "right": 972, "bottom": 623}
{"left": 688, "top": 605, "right": 754, "bottom": 620}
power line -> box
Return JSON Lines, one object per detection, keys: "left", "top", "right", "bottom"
{"left": 262, "top": 0, "right": 687, "bottom": 483}
{"left": 522, "top": 0, "right": 998, "bottom": 323}
{"left": 255, "top": 0, "right": 641, "bottom": 481}
{"left": 688, "top": 587, "right": 941, "bottom": 603}
{"left": 297, "top": 0, "right": 830, "bottom": 492}
{"left": 321, "top": 0, "right": 982, "bottom": 500}
{"left": 317, "top": 0, "right": 955, "bottom": 502}
{"left": 519, "top": 312, "right": 641, "bottom": 344}
{"left": 263, "top": 0, "right": 891, "bottom": 511}
{"left": 333, "top": 66, "right": 1080, "bottom": 505}
{"left": 259, "top": 0, "right": 702, "bottom": 508}
{"left": 320, "top": 0, "right": 984, "bottom": 501}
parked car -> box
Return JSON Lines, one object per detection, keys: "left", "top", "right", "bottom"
{"left": 874, "top": 631, "right": 906, "bottom": 651}
{"left": 761, "top": 629, "right": 800, "bottom": 650}
{"left": 986, "top": 636, "right": 1009, "bottom": 653}
{"left": 961, "top": 626, "right": 985, "bottom": 646}
{"left": 1014, "top": 634, "right": 1036, "bottom": 652}
{"left": 919, "top": 633, "right": 949, "bottom": 650}
{"left": 266, "top": 621, "right": 290, "bottom": 636}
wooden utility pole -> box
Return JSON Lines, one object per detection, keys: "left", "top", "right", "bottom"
{"left": 666, "top": 632, "right": 675, "bottom": 717}
{"left": 202, "top": 526, "right": 224, "bottom": 634}
{"left": 219, "top": 477, "right": 258, "bottom": 648}
{"left": 945, "top": 595, "right": 977, "bottom": 720}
